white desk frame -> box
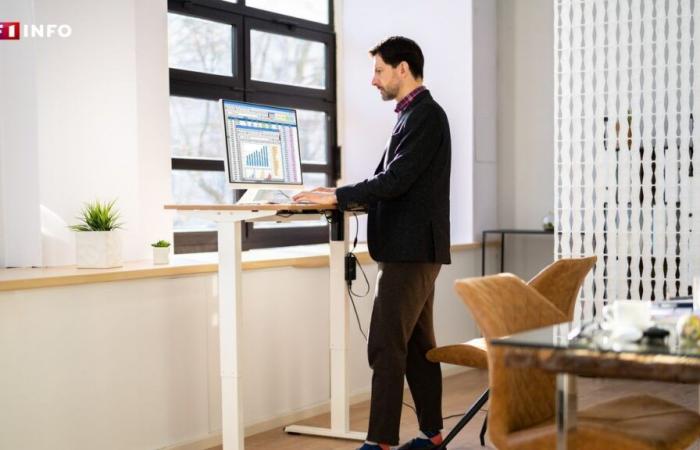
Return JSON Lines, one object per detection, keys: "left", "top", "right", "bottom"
{"left": 167, "top": 205, "right": 366, "bottom": 450}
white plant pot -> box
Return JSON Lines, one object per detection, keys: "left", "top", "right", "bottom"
{"left": 75, "top": 231, "right": 122, "bottom": 268}
{"left": 152, "top": 246, "right": 170, "bottom": 265}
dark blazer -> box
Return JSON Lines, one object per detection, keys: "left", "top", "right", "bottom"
{"left": 336, "top": 90, "right": 451, "bottom": 264}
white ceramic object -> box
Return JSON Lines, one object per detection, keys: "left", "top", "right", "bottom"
{"left": 602, "top": 300, "right": 653, "bottom": 331}
{"left": 75, "top": 231, "right": 122, "bottom": 268}
{"left": 153, "top": 246, "right": 170, "bottom": 265}
{"left": 610, "top": 324, "right": 643, "bottom": 343}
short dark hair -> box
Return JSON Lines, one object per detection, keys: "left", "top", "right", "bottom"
{"left": 369, "top": 36, "right": 424, "bottom": 79}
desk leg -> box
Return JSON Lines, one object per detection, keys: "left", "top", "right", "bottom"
{"left": 500, "top": 232, "right": 505, "bottom": 273}
{"left": 284, "top": 212, "right": 366, "bottom": 441}
{"left": 329, "top": 213, "right": 351, "bottom": 433}
{"left": 481, "top": 231, "right": 487, "bottom": 276}
{"left": 218, "top": 221, "right": 245, "bottom": 450}
{"left": 556, "top": 373, "right": 577, "bottom": 450}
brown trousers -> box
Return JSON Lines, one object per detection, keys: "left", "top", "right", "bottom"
{"left": 366, "top": 262, "right": 443, "bottom": 445}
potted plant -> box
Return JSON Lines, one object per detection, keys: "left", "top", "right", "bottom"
{"left": 151, "top": 240, "right": 171, "bottom": 265}
{"left": 70, "top": 199, "right": 123, "bottom": 268}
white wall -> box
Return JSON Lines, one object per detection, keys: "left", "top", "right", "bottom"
{"left": 495, "top": 0, "right": 555, "bottom": 279}
{"left": 472, "top": 0, "right": 499, "bottom": 239}
{"left": 0, "top": 0, "right": 172, "bottom": 267}
{"left": 0, "top": 0, "right": 43, "bottom": 268}
{"left": 340, "top": 0, "right": 476, "bottom": 245}
{"left": 0, "top": 103, "right": 4, "bottom": 266}
{"left": 0, "top": 248, "right": 491, "bottom": 450}
{"left": 0, "top": 153, "right": 3, "bottom": 267}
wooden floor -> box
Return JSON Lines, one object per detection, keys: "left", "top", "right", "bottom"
{"left": 209, "top": 370, "right": 699, "bottom": 450}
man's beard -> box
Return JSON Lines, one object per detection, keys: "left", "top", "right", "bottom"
{"left": 379, "top": 86, "right": 398, "bottom": 101}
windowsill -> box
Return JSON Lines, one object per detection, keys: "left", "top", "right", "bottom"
{"left": 0, "top": 242, "right": 488, "bottom": 292}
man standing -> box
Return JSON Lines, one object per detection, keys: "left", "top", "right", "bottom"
{"left": 293, "top": 36, "right": 451, "bottom": 450}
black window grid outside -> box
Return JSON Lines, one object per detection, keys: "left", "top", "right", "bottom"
{"left": 168, "top": 0, "right": 339, "bottom": 253}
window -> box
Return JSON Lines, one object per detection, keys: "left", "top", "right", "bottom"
{"left": 168, "top": 0, "right": 338, "bottom": 253}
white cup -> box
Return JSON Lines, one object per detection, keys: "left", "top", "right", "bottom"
{"left": 602, "top": 300, "right": 652, "bottom": 331}
{"left": 693, "top": 276, "right": 700, "bottom": 311}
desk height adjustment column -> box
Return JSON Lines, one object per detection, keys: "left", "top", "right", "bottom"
{"left": 328, "top": 211, "right": 351, "bottom": 434}
{"left": 217, "top": 220, "right": 245, "bottom": 450}
{"left": 329, "top": 210, "right": 344, "bottom": 242}
{"left": 284, "top": 210, "right": 366, "bottom": 441}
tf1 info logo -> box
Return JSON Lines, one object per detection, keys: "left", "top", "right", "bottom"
{"left": 0, "top": 22, "right": 73, "bottom": 40}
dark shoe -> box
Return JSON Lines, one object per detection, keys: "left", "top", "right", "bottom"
{"left": 397, "top": 433, "right": 444, "bottom": 450}
{"left": 356, "top": 443, "right": 390, "bottom": 450}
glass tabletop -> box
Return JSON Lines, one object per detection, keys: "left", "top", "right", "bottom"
{"left": 491, "top": 305, "right": 700, "bottom": 359}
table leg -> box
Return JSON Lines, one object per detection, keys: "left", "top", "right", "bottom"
{"left": 284, "top": 212, "right": 366, "bottom": 441}
{"left": 329, "top": 213, "right": 351, "bottom": 432}
{"left": 556, "top": 373, "right": 577, "bottom": 450}
{"left": 481, "top": 231, "right": 487, "bottom": 276}
{"left": 218, "top": 221, "right": 244, "bottom": 450}
{"left": 500, "top": 232, "right": 505, "bottom": 273}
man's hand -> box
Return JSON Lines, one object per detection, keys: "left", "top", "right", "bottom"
{"left": 292, "top": 187, "right": 338, "bottom": 205}
{"left": 310, "top": 187, "right": 337, "bottom": 194}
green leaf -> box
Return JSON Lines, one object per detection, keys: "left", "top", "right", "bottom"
{"left": 70, "top": 199, "right": 123, "bottom": 231}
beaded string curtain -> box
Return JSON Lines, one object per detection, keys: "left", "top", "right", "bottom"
{"left": 554, "top": 0, "right": 700, "bottom": 322}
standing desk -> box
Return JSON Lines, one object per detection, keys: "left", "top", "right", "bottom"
{"left": 164, "top": 204, "right": 366, "bottom": 450}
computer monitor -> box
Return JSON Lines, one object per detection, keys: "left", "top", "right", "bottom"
{"left": 220, "top": 99, "right": 304, "bottom": 190}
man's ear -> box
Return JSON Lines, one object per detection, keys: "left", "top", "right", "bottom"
{"left": 398, "top": 61, "right": 410, "bottom": 77}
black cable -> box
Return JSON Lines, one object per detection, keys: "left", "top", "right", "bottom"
{"left": 401, "top": 402, "right": 477, "bottom": 421}
{"left": 345, "top": 214, "right": 370, "bottom": 342}
{"left": 350, "top": 213, "right": 359, "bottom": 251}
{"left": 347, "top": 214, "right": 370, "bottom": 297}
{"left": 346, "top": 284, "right": 368, "bottom": 342}
{"left": 403, "top": 402, "right": 417, "bottom": 414}
{"left": 349, "top": 256, "right": 370, "bottom": 297}
{"left": 344, "top": 213, "right": 462, "bottom": 422}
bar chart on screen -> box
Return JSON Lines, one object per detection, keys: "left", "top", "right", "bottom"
{"left": 242, "top": 143, "right": 284, "bottom": 181}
